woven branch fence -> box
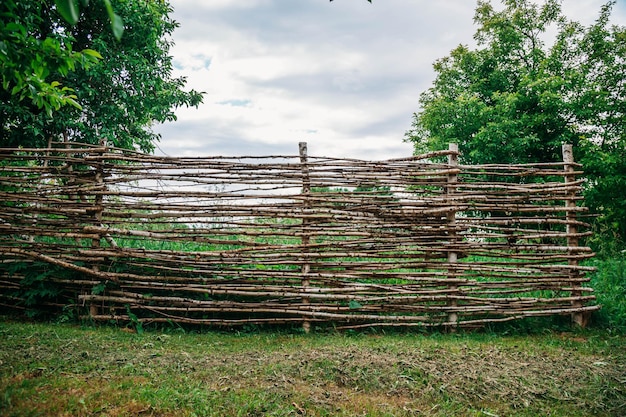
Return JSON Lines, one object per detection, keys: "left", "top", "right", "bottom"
{"left": 0, "top": 142, "right": 598, "bottom": 329}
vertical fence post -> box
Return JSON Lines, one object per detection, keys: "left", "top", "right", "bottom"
{"left": 447, "top": 143, "right": 459, "bottom": 328}
{"left": 299, "top": 142, "right": 312, "bottom": 333}
{"left": 562, "top": 144, "right": 584, "bottom": 327}
{"left": 88, "top": 144, "right": 106, "bottom": 319}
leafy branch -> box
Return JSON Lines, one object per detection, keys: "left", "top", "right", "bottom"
{"left": 55, "top": 0, "right": 124, "bottom": 40}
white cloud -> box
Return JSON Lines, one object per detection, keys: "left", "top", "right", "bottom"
{"left": 154, "top": 0, "right": 626, "bottom": 160}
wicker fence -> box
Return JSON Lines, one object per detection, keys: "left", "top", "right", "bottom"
{"left": 0, "top": 142, "right": 598, "bottom": 329}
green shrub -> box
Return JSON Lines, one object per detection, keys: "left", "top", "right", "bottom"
{"left": 588, "top": 257, "right": 626, "bottom": 333}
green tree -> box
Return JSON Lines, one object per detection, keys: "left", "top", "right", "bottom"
{"left": 54, "top": 0, "right": 124, "bottom": 39}
{"left": 1, "top": 0, "right": 202, "bottom": 152}
{"left": 405, "top": 0, "right": 626, "bottom": 249}
{"left": 0, "top": 1, "right": 99, "bottom": 124}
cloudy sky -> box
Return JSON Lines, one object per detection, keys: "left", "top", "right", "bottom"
{"left": 154, "top": 0, "right": 625, "bottom": 160}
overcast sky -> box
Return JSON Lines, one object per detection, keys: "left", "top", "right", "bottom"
{"left": 153, "top": 0, "right": 625, "bottom": 160}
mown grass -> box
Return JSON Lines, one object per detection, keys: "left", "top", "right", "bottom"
{"left": 1, "top": 319, "right": 625, "bottom": 417}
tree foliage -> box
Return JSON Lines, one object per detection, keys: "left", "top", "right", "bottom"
{"left": 0, "top": 1, "right": 99, "bottom": 120}
{"left": 55, "top": 0, "right": 124, "bottom": 40}
{"left": 405, "top": 0, "right": 626, "bottom": 248}
{"left": 1, "top": 0, "right": 203, "bottom": 152}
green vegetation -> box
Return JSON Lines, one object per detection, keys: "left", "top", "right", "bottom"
{"left": 1, "top": 0, "right": 202, "bottom": 152}
{"left": 406, "top": 0, "right": 626, "bottom": 250}
{"left": 0, "top": 320, "right": 624, "bottom": 416}
{"left": 588, "top": 257, "right": 626, "bottom": 334}
{"left": 54, "top": 0, "right": 124, "bottom": 39}
{"left": 0, "top": 1, "right": 100, "bottom": 118}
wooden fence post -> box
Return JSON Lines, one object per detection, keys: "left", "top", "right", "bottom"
{"left": 447, "top": 143, "right": 459, "bottom": 328}
{"left": 299, "top": 142, "right": 312, "bottom": 333}
{"left": 562, "top": 144, "right": 584, "bottom": 327}
{"left": 89, "top": 144, "right": 106, "bottom": 318}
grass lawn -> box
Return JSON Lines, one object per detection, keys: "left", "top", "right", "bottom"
{"left": 0, "top": 319, "right": 624, "bottom": 416}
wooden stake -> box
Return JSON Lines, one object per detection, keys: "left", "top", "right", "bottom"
{"left": 300, "top": 142, "right": 312, "bottom": 333}
{"left": 89, "top": 146, "right": 106, "bottom": 319}
{"left": 563, "top": 144, "right": 585, "bottom": 327}
{"left": 447, "top": 143, "right": 459, "bottom": 328}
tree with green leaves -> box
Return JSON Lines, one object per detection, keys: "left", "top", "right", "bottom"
{"left": 54, "top": 0, "right": 124, "bottom": 39}
{"left": 1, "top": 2, "right": 99, "bottom": 121}
{"left": 1, "top": 0, "right": 202, "bottom": 152}
{"left": 405, "top": 0, "right": 626, "bottom": 250}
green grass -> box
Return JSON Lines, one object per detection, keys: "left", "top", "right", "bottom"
{"left": 1, "top": 319, "right": 625, "bottom": 417}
